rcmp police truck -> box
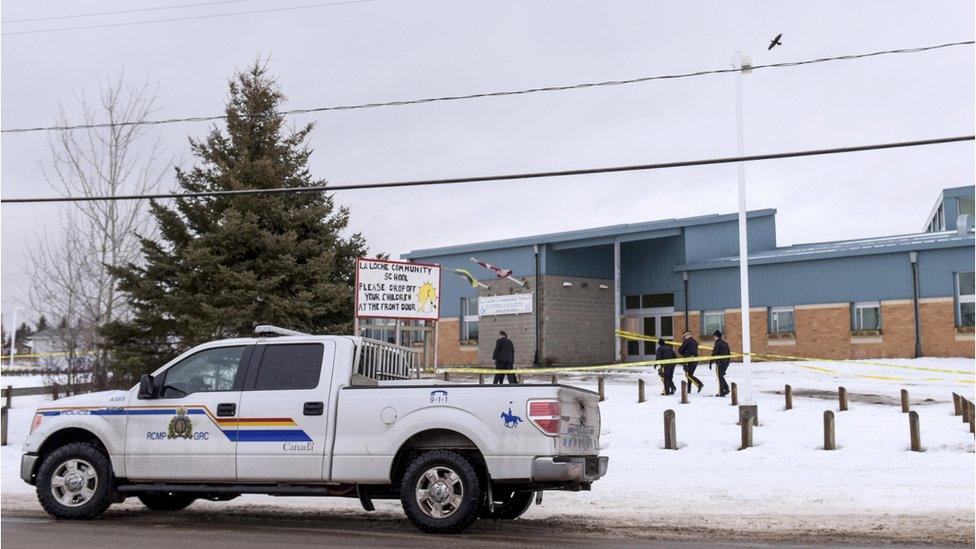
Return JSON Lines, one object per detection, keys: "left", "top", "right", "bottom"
{"left": 19, "top": 327, "right": 607, "bottom": 534}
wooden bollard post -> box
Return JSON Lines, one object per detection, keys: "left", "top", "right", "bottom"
{"left": 952, "top": 393, "right": 961, "bottom": 416}
{"left": 739, "top": 410, "right": 753, "bottom": 450}
{"left": 598, "top": 377, "right": 605, "bottom": 402}
{"left": 962, "top": 398, "right": 971, "bottom": 424}
{"left": 838, "top": 387, "right": 848, "bottom": 412}
{"left": 550, "top": 375, "right": 557, "bottom": 385}
{"left": 823, "top": 410, "right": 836, "bottom": 450}
{"left": 638, "top": 379, "right": 646, "bottom": 403}
{"left": 680, "top": 381, "right": 688, "bottom": 404}
{"left": 51, "top": 383, "right": 60, "bottom": 401}
{"left": 1, "top": 406, "right": 7, "bottom": 446}
{"left": 969, "top": 401, "right": 975, "bottom": 435}
{"left": 784, "top": 384, "right": 793, "bottom": 411}
{"left": 900, "top": 389, "right": 910, "bottom": 413}
{"left": 664, "top": 409, "right": 677, "bottom": 450}
{"left": 478, "top": 374, "right": 484, "bottom": 385}
{"left": 909, "top": 410, "right": 922, "bottom": 452}
{"left": 730, "top": 382, "right": 738, "bottom": 406}
{"left": 4, "top": 385, "right": 11, "bottom": 409}
{"left": 517, "top": 375, "right": 524, "bottom": 384}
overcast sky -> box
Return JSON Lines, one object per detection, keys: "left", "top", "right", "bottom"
{"left": 2, "top": 0, "right": 974, "bottom": 328}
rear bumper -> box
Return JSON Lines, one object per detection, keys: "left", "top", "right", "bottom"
{"left": 21, "top": 453, "right": 38, "bottom": 484}
{"left": 531, "top": 456, "right": 608, "bottom": 483}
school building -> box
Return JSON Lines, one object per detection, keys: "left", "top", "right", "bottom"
{"left": 398, "top": 186, "right": 975, "bottom": 366}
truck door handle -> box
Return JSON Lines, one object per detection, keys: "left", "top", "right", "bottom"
{"left": 216, "top": 403, "right": 236, "bottom": 417}
{"left": 303, "top": 401, "right": 324, "bottom": 416}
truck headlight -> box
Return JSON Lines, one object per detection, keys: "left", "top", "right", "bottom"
{"left": 30, "top": 414, "right": 43, "bottom": 434}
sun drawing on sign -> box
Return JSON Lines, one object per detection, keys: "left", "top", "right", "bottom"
{"left": 417, "top": 282, "right": 437, "bottom": 314}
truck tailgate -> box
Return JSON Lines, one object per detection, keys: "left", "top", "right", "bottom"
{"left": 556, "top": 387, "right": 601, "bottom": 454}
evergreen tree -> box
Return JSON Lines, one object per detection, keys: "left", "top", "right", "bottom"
{"left": 36, "top": 315, "right": 50, "bottom": 332}
{"left": 103, "top": 62, "right": 368, "bottom": 385}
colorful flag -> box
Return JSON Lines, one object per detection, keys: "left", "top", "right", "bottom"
{"left": 471, "top": 257, "right": 512, "bottom": 278}
{"left": 451, "top": 268, "right": 487, "bottom": 289}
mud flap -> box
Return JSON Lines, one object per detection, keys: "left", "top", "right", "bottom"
{"left": 357, "top": 485, "right": 374, "bottom": 512}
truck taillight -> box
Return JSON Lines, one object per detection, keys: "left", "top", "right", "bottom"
{"left": 527, "top": 399, "right": 560, "bottom": 436}
{"left": 30, "top": 414, "right": 43, "bottom": 434}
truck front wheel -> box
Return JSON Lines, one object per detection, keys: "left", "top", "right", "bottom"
{"left": 138, "top": 493, "right": 197, "bottom": 511}
{"left": 35, "top": 442, "right": 114, "bottom": 520}
{"left": 399, "top": 450, "right": 481, "bottom": 534}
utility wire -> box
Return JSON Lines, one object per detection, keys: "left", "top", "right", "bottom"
{"left": 2, "top": 40, "right": 972, "bottom": 134}
{"left": 1, "top": 0, "right": 380, "bottom": 36}
{"left": 2, "top": 135, "right": 971, "bottom": 204}
{"left": 2, "top": 0, "right": 258, "bottom": 24}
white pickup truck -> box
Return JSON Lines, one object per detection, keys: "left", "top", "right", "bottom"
{"left": 20, "top": 330, "right": 607, "bottom": 533}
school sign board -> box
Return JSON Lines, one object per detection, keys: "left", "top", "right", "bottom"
{"left": 478, "top": 293, "right": 533, "bottom": 316}
{"left": 355, "top": 258, "right": 441, "bottom": 321}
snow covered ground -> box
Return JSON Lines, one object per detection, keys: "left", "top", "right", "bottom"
{"left": 2, "top": 359, "right": 974, "bottom": 543}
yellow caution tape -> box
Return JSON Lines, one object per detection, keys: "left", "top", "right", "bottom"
{"left": 614, "top": 330, "right": 974, "bottom": 376}
{"left": 436, "top": 353, "right": 736, "bottom": 376}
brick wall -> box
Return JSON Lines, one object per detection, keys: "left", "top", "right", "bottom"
{"left": 539, "top": 275, "right": 614, "bottom": 365}
{"left": 434, "top": 317, "right": 479, "bottom": 366}
{"left": 920, "top": 298, "right": 975, "bottom": 357}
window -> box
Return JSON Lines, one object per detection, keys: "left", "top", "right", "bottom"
{"left": 161, "top": 346, "right": 247, "bottom": 398}
{"left": 624, "top": 293, "right": 674, "bottom": 310}
{"left": 852, "top": 301, "right": 882, "bottom": 331}
{"left": 959, "top": 197, "right": 975, "bottom": 220}
{"left": 702, "top": 311, "right": 725, "bottom": 335}
{"left": 957, "top": 272, "right": 975, "bottom": 327}
{"left": 624, "top": 295, "right": 641, "bottom": 310}
{"left": 252, "top": 344, "right": 324, "bottom": 391}
{"left": 460, "top": 297, "right": 479, "bottom": 341}
{"left": 769, "top": 307, "right": 795, "bottom": 334}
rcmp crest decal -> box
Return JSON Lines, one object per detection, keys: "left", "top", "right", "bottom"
{"left": 167, "top": 406, "right": 194, "bottom": 439}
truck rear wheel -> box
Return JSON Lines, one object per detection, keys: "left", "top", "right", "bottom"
{"left": 36, "top": 442, "right": 113, "bottom": 520}
{"left": 480, "top": 489, "right": 534, "bottom": 520}
{"left": 399, "top": 450, "right": 481, "bottom": 534}
{"left": 138, "top": 493, "right": 197, "bottom": 511}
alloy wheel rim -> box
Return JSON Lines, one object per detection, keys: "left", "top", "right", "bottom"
{"left": 415, "top": 465, "right": 463, "bottom": 519}
{"left": 50, "top": 458, "right": 98, "bottom": 507}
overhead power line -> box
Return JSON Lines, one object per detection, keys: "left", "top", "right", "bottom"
{"left": 2, "top": 40, "right": 972, "bottom": 135}
{"left": 1, "top": 0, "right": 259, "bottom": 24}
{"left": 1, "top": 0, "right": 380, "bottom": 36}
{"left": 2, "top": 135, "right": 971, "bottom": 204}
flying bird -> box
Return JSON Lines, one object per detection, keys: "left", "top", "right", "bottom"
{"left": 768, "top": 33, "right": 783, "bottom": 50}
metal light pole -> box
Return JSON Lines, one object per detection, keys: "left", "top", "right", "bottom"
{"left": 733, "top": 51, "right": 755, "bottom": 404}
{"left": 8, "top": 306, "right": 23, "bottom": 368}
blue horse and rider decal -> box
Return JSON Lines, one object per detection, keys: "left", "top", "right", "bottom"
{"left": 500, "top": 402, "right": 523, "bottom": 428}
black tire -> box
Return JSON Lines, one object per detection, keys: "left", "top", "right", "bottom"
{"left": 480, "top": 489, "right": 534, "bottom": 520}
{"left": 138, "top": 493, "right": 197, "bottom": 511}
{"left": 36, "top": 442, "right": 114, "bottom": 520}
{"left": 399, "top": 450, "right": 481, "bottom": 534}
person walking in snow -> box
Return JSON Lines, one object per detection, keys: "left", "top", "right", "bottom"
{"left": 678, "top": 331, "right": 703, "bottom": 393}
{"left": 709, "top": 330, "right": 732, "bottom": 397}
{"left": 492, "top": 331, "right": 518, "bottom": 384}
{"left": 655, "top": 337, "right": 677, "bottom": 395}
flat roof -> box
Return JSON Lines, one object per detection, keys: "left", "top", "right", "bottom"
{"left": 677, "top": 230, "right": 975, "bottom": 271}
{"left": 403, "top": 208, "right": 777, "bottom": 259}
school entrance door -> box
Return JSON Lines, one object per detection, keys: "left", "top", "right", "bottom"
{"left": 624, "top": 310, "right": 674, "bottom": 360}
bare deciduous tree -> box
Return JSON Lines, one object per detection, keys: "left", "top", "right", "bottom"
{"left": 27, "top": 73, "right": 169, "bottom": 389}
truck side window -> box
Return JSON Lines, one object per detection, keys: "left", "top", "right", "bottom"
{"left": 251, "top": 344, "right": 324, "bottom": 391}
{"left": 161, "top": 346, "right": 247, "bottom": 398}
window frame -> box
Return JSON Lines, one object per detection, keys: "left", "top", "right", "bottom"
{"left": 157, "top": 345, "right": 251, "bottom": 398}
{"left": 460, "top": 297, "right": 479, "bottom": 342}
{"left": 768, "top": 306, "right": 795, "bottom": 335}
{"left": 956, "top": 272, "right": 975, "bottom": 327}
{"left": 243, "top": 342, "right": 325, "bottom": 392}
{"left": 852, "top": 301, "right": 882, "bottom": 332}
{"left": 701, "top": 310, "right": 725, "bottom": 336}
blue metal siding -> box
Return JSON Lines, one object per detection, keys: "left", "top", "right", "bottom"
{"left": 406, "top": 246, "right": 537, "bottom": 317}
{"left": 688, "top": 253, "right": 919, "bottom": 310}
{"left": 620, "top": 236, "right": 685, "bottom": 305}
{"left": 917, "top": 247, "right": 975, "bottom": 298}
{"left": 683, "top": 215, "right": 777, "bottom": 264}
{"left": 546, "top": 245, "right": 614, "bottom": 279}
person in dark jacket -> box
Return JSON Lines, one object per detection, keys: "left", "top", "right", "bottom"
{"left": 677, "top": 331, "right": 703, "bottom": 393}
{"left": 492, "top": 331, "right": 517, "bottom": 384}
{"left": 655, "top": 338, "right": 677, "bottom": 395}
{"left": 709, "top": 330, "right": 732, "bottom": 397}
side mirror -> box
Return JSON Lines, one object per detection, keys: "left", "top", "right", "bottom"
{"left": 138, "top": 374, "right": 155, "bottom": 399}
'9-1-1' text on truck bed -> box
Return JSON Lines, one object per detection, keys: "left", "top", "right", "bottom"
{"left": 20, "top": 327, "right": 608, "bottom": 533}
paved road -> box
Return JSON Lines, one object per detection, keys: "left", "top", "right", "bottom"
{"left": 1, "top": 507, "right": 965, "bottom": 549}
